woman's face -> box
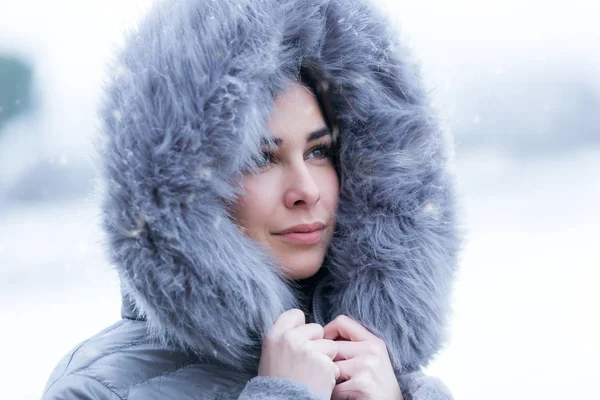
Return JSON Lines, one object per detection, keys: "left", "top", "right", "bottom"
{"left": 232, "top": 82, "right": 339, "bottom": 279}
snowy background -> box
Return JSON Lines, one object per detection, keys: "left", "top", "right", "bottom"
{"left": 1, "top": 0, "right": 599, "bottom": 398}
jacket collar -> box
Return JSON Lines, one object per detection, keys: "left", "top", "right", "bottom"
{"left": 121, "top": 274, "right": 330, "bottom": 326}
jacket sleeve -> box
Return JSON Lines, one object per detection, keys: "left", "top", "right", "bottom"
{"left": 238, "top": 372, "right": 452, "bottom": 400}
{"left": 238, "top": 376, "right": 325, "bottom": 399}
{"left": 398, "top": 371, "right": 454, "bottom": 400}
{"left": 42, "top": 374, "right": 122, "bottom": 400}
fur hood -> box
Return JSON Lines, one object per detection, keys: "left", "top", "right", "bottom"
{"left": 99, "top": 0, "right": 461, "bottom": 375}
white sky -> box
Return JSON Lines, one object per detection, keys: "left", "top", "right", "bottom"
{"left": 1, "top": 0, "right": 598, "bottom": 154}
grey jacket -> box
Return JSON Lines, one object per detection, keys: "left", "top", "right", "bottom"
{"left": 43, "top": 0, "right": 461, "bottom": 398}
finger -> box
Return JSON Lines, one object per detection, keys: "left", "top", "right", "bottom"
{"left": 334, "top": 358, "right": 358, "bottom": 382}
{"left": 270, "top": 308, "right": 305, "bottom": 337}
{"left": 323, "top": 315, "right": 375, "bottom": 342}
{"left": 310, "top": 339, "right": 338, "bottom": 360}
{"left": 331, "top": 378, "right": 362, "bottom": 400}
{"left": 333, "top": 362, "right": 341, "bottom": 381}
{"left": 289, "top": 323, "right": 324, "bottom": 341}
{"left": 333, "top": 340, "right": 365, "bottom": 361}
{"left": 314, "top": 353, "right": 341, "bottom": 384}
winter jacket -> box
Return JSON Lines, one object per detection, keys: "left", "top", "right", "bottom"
{"left": 42, "top": 0, "right": 460, "bottom": 398}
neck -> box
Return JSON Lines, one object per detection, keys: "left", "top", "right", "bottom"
{"left": 290, "top": 267, "right": 328, "bottom": 319}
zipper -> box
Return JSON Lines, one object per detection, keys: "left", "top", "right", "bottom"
{"left": 311, "top": 277, "right": 327, "bottom": 325}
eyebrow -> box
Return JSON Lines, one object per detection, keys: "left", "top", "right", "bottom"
{"left": 261, "top": 127, "right": 330, "bottom": 147}
{"left": 307, "top": 127, "right": 330, "bottom": 142}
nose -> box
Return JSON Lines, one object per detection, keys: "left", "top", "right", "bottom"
{"left": 283, "top": 163, "right": 321, "bottom": 209}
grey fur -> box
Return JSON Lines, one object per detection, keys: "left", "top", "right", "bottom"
{"left": 398, "top": 371, "right": 455, "bottom": 400}
{"left": 239, "top": 377, "right": 323, "bottom": 399}
{"left": 99, "top": 0, "right": 461, "bottom": 376}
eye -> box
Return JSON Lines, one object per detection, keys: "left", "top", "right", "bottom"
{"left": 254, "top": 150, "right": 277, "bottom": 169}
{"left": 306, "top": 144, "right": 333, "bottom": 160}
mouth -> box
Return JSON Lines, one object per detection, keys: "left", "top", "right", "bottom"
{"left": 273, "top": 222, "right": 326, "bottom": 245}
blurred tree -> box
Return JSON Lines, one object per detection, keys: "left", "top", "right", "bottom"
{"left": 450, "top": 68, "right": 600, "bottom": 156}
{"left": 0, "top": 55, "right": 34, "bottom": 132}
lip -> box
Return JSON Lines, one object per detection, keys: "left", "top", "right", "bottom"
{"left": 274, "top": 222, "right": 326, "bottom": 245}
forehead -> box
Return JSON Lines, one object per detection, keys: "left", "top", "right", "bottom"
{"left": 266, "top": 82, "right": 327, "bottom": 143}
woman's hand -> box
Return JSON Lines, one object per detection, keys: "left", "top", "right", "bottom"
{"left": 324, "top": 315, "right": 403, "bottom": 400}
{"left": 258, "top": 309, "right": 340, "bottom": 399}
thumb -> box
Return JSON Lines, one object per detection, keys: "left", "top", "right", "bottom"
{"left": 333, "top": 362, "right": 341, "bottom": 381}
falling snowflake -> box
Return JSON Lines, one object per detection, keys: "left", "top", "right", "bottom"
{"left": 114, "top": 63, "right": 132, "bottom": 80}
{"left": 124, "top": 214, "right": 147, "bottom": 238}
{"left": 198, "top": 166, "right": 212, "bottom": 181}
{"left": 353, "top": 76, "right": 367, "bottom": 85}
{"left": 112, "top": 110, "right": 123, "bottom": 122}
{"left": 423, "top": 202, "right": 441, "bottom": 220}
{"left": 186, "top": 193, "right": 196, "bottom": 204}
{"left": 302, "top": 104, "right": 317, "bottom": 115}
{"left": 79, "top": 241, "right": 89, "bottom": 255}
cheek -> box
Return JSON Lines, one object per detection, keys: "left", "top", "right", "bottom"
{"left": 232, "top": 175, "right": 277, "bottom": 234}
{"left": 319, "top": 168, "right": 340, "bottom": 212}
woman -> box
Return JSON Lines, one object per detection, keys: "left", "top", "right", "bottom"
{"left": 43, "top": 0, "right": 460, "bottom": 398}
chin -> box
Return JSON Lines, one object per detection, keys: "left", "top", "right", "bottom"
{"left": 281, "top": 253, "right": 324, "bottom": 279}
{"left": 286, "top": 268, "right": 320, "bottom": 280}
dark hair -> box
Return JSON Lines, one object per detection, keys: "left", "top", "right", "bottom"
{"left": 298, "top": 59, "right": 341, "bottom": 179}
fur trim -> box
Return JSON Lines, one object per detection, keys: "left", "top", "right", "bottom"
{"left": 239, "top": 377, "right": 323, "bottom": 399}
{"left": 100, "top": 0, "right": 460, "bottom": 374}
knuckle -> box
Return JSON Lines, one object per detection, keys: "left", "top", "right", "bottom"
{"left": 366, "top": 341, "right": 381, "bottom": 355}
{"left": 298, "top": 340, "right": 312, "bottom": 354}
{"left": 363, "top": 356, "right": 378, "bottom": 371}
{"left": 370, "top": 337, "right": 386, "bottom": 353}
{"left": 263, "top": 332, "right": 276, "bottom": 346}
{"left": 354, "top": 375, "right": 370, "bottom": 388}
{"left": 331, "top": 362, "right": 341, "bottom": 378}
{"left": 319, "top": 356, "right": 334, "bottom": 373}
{"left": 281, "top": 330, "right": 297, "bottom": 345}
{"left": 335, "top": 314, "right": 349, "bottom": 323}
{"left": 309, "top": 323, "right": 325, "bottom": 335}
{"left": 331, "top": 314, "right": 349, "bottom": 327}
